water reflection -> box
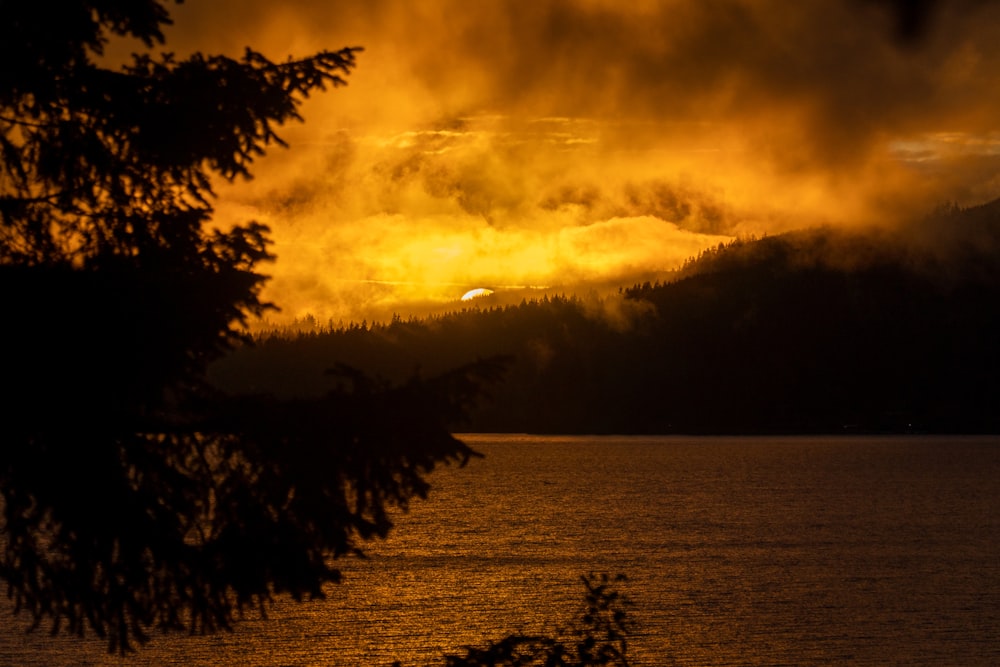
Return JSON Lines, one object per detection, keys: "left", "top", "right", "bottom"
{"left": 1, "top": 435, "right": 998, "bottom": 665}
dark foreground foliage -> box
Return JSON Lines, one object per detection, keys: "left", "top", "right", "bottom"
{"left": 395, "top": 573, "right": 634, "bottom": 667}
{"left": 0, "top": 1, "right": 506, "bottom": 654}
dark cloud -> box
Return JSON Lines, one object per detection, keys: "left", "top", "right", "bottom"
{"left": 163, "top": 0, "right": 1000, "bottom": 173}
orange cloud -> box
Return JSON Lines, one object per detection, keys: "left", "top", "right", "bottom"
{"left": 144, "top": 1, "right": 1000, "bottom": 322}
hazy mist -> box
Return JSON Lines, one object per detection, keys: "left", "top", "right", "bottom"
{"left": 141, "top": 0, "right": 1000, "bottom": 322}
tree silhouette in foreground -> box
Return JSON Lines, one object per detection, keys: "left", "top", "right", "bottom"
{"left": 0, "top": 1, "right": 503, "bottom": 654}
{"left": 446, "top": 573, "right": 634, "bottom": 667}
{"left": 401, "top": 574, "right": 634, "bottom": 667}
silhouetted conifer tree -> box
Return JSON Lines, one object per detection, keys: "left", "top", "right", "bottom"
{"left": 0, "top": 1, "right": 503, "bottom": 653}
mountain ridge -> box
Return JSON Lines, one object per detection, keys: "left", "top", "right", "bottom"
{"left": 210, "top": 202, "right": 1000, "bottom": 434}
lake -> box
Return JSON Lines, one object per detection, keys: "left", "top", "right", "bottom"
{"left": 2, "top": 435, "right": 998, "bottom": 665}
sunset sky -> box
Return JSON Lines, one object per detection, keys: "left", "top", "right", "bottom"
{"left": 148, "top": 0, "right": 1000, "bottom": 322}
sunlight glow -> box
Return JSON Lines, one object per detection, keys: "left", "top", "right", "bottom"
{"left": 191, "top": 0, "right": 1000, "bottom": 325}
{"left": 460, "top": 288, "right": 494, "bottom": 301}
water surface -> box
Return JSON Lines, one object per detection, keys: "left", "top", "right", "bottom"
{"left": 2, "top": 435, "right": 998, "bottom": 665}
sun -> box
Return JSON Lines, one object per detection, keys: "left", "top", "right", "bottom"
{"left": 461, "top": 287, "right": 494, "bottom": 301}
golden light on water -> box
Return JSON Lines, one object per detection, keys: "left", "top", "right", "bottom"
{"left": 154, "top": 0, "right": 1000, "bottom": 324}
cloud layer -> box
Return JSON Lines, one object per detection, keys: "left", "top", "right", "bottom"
{"left": 153, "top": 0, "right": 1000, "bottom": 321}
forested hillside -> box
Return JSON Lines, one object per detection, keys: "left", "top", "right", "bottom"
{"left": 210, "top": 202, "right": 1000, "bottom": 433}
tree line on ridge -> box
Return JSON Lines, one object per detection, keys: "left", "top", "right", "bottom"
{"left": 212, "top": 208, "right": 1000, "bottom": 434}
